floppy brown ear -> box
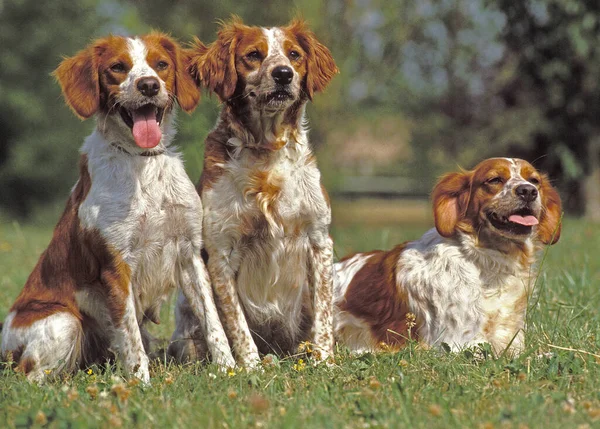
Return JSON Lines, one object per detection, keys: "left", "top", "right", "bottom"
{"left": 154, "top": 33, "right": 200, "bottom": 113}
{"left": 288, "top": 19, "right": 339, "bottom": 100}
{"left": 53, "top": 46, "right": 99, "bottom": 119}
{"left": 191, "top": 19, "right": 241, "bottom": 101}
{"left": 537, "top": 174, "right": 562, "bottom": 245}
{"left": 432, "top": 172, "right": 471, "bottom": 238}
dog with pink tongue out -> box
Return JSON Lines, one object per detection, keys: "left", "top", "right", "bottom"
{"left": 1, "top": 34, "right": 235, "bottom": 383}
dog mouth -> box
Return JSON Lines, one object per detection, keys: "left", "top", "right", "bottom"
{"left": 487, "top": 208, "right": 539, "bottom": 236}
{"left": 119, "top": 104, "right": 165, "bottom": 149}
{"left": 263, "top": 89, "right": 294, "bottom": 106}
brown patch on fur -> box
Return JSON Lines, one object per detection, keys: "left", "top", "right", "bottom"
{"left": 244, "top": 170, "right": 282, "bottom": 223}
{"left": 432, "top": 171, "right": 471, "bottom": 238}
{"left": 284, "top": 20, "right": 339, "bottom": 100}
{"left": 537, "top": 174, "right": 562, "bottom": 244}
{"left": 142, "top": 33, "right": 200, "bottom": 113}
{"left": 197, "top": 129, "right": 231, "bottom": 193}
{"left": 339, "top": 245, "right": 414, "bottom": 348}
{"left": 264, "top": 139, "right": 287, "bottom": 151}
{"left": 16, "top": 357, "right": 36, "bottom": 375}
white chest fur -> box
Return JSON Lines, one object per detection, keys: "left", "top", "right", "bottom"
{"left": 399, "top": 229, "right": 531, "bottom": 353}
{"left": 203, "top": 140, "right": 330, "bottom": 333}
{"left": 78, "top": 131, "right": 204, "bottom": 319}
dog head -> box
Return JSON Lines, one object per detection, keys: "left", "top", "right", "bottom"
{"left": 432, "top": 158, "right": 562, "bottom": 246}
{"left": 190, "top": 17, "right": 338, "bottom": 114}
{"left": 54, "top": 33, "right": 199, "bottom": 151}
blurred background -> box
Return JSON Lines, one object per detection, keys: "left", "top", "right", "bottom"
{"left": 1, "top": 0, "right": 599, "bottom": 227}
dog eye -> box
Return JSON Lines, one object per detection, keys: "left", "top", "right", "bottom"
{"left": 110, "top": 63, "right": 126, "bottom": 73}
{"left": 289, "top": 50, "right": 301, "bottom": 60}
{"left": 486, "top": 177, "right": 503, "bottom": 185}
{"left": 246, "top": 50, "right": 261, "bottom": 61}
{"left": 528, "top": 177, "right": 540, "bottom": 185}
{"left": 156, "top": 61, "right": 169, "bottom": 71}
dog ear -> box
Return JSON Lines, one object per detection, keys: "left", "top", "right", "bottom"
{"left": 154, "top": 33, "right": 200, "bottom": 113}
{"left": 53, "top": 45, "right": 100, "bottom": 119}
{"left": 191, "top": 19, "right": 242, "bottom": 101}
{"left": 432, "top": 171, "right": 471, "bottom": 238}
{"left": 288, "top": 19, "right": 339, "bottom": 100}
{"left": 537, "top": 174, "right": 562, "bottom": 245}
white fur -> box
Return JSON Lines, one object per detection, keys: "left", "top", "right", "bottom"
{"left": 1, "top": 311, "right": 82, "bottom": 381}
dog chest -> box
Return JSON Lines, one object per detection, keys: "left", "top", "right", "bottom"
{"left": 79, "top": 154, "right": 203, "bottom": 312}
{"left": 400, "top": 233, "right": 485, "bottom": 349}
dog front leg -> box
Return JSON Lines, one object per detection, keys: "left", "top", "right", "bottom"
{"left": 107, "top": 282, "right": 150, "bottom": 383}
{"left": 207, "top": 255, "right": 261, "bottom": 368}
{"left": 178, "top": 255, "right": 236, "bottom": 368}
{"left": 309, "top": 234, "right": 335, "bottom": 363}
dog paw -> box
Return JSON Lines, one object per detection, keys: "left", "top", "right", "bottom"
{"left": 131, "top": 355, "right": 150, "bottom": 385}
{"left": 239, "top": 352, "right": 262, "bottom": 371}
{"left": 213, "top": 349, "right": 236, "bottom": 370}
{"left": 310, "top": 347, "right": 334, "bottom": 367}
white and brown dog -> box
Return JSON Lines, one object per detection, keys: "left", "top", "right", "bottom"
{"left": 169, "top": 18, "right": 338, "bottom": 366}
{"left": 1, "top": 33, "right": 235, "bottom": 382}
{"left": 334, "top": 158, "right": 562, "bottom": 356}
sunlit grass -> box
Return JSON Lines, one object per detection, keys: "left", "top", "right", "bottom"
{"left": 0, "top": 216, "right": 599, "bottom": 428}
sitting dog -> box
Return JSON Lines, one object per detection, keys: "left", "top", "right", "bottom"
{"left": 169, "top": 18, "right": 338, "bottom": 366}
{"left": 1, "top": 33, "right": 235, "bottom": 382}
{"left": 334, "top": 158, "right": 562, "bottom": 356}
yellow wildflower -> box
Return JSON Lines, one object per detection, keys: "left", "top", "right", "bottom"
{"left": 293, "top": 359, "right": 306, "bottom": 372}
{"left": 406, "top": 313, "right": 416, "bottom": 329}
{"left": 297, "top": 341, "right": 313, "bottom": 354}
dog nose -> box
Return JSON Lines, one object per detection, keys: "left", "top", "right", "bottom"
{"left": 271, "top": 66, "right": 293, "bottom": 85}
{"left": 515, "top": 184, "right": 538, "bottom": 202}
{"left": 137, "top": 77, "right": 160, "bottom": 97}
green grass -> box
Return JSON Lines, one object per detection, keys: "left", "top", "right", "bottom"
{"left": 1, "top": 217, "right": 599, "bottom": 428}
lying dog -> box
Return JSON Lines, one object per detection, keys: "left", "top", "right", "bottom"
{"left": 1, "top": 33, "right": 234, "bottom": 382}
{"left": 169, "top": 18, "right": 338, "bottom": 366}
{"left": 334, "top": 158, "right": 562, "bottom": 356}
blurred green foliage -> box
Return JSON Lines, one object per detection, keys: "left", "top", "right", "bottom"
{"left": 493, "top": 0, "right": 600, "bottom": 215}
{"left": 0, "top": 0, "right": 597, "bottom": 219}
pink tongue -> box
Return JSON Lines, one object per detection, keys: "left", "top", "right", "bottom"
{"left": 131, "top": 105, "right": 161, "bottom": 148}
{"left": 508, "top": 214, "right": 539, "bottom": 226}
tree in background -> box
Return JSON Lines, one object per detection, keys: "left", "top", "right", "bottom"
{"left": 0, "top": 0, "right": 109, "bottom": 217}
{"left": 2, "top": 0, "right": 597, "bottom": 219}
{"left": 493, "top": 0, "right": 600, "bottom": 217}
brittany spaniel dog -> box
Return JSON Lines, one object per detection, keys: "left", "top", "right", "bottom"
{"left": 1, "top": 33, "right": 234, "bottom": 382}
{"left": 169, "top": 18, "right": 338, "bottom": 367}
{"left": 334, "top": 158, "right": 562, "bottom": 356}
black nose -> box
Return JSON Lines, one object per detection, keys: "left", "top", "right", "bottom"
{"left": 271, "top": 66, "right": 293, "bottom": 85}
{"left": 137, "top": 77, "right": 160, "bottom": 97}
{"left": 515, "top": 184, "right": 538, "bottom": 202}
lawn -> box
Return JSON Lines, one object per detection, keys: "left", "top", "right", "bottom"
{"left": 0, "top": 214, "right": 599, "bottom": 428}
